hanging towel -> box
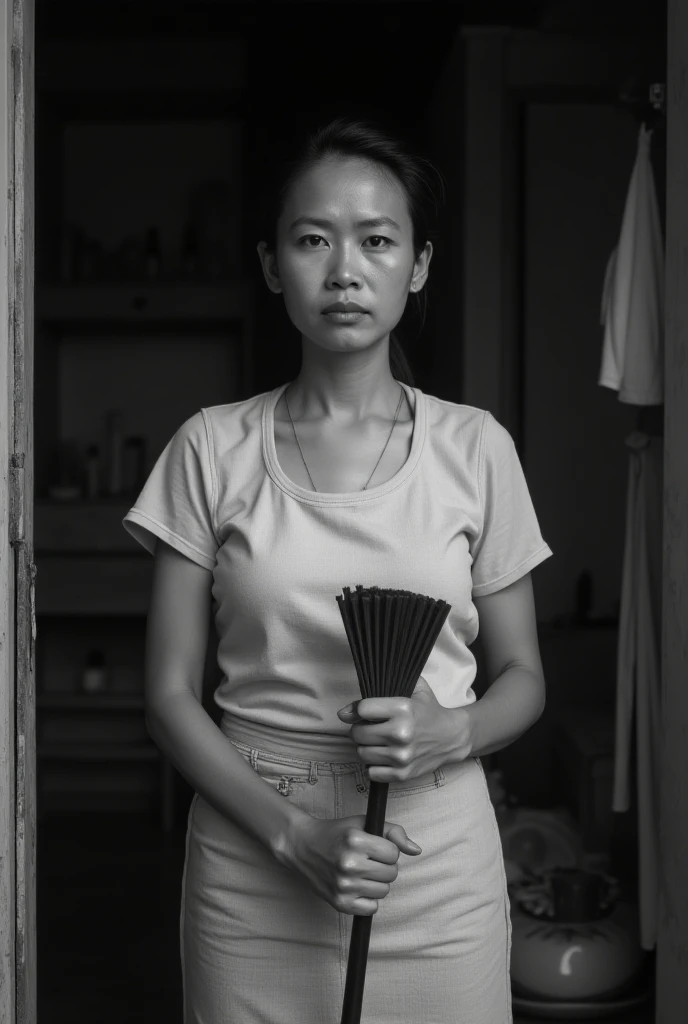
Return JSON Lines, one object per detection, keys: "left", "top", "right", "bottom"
{"left": 612, "top": 431, "right": 663, "bottom": 950}
{"left": 599, "top": 123, "right": 664, "bottom": 405}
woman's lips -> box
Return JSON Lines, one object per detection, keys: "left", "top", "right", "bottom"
{"left": 322, "top": 311, "right": 368, "bottom": 324}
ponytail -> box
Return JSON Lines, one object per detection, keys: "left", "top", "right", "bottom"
{"left": 389, "top": 331, "right": 415, "bottom": 387}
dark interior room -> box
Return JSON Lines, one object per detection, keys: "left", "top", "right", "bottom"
{"left": 31, "top": 1, "right": 667, "bottom": 1021}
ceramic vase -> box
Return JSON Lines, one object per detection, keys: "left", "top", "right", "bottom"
{"left": 510, "top": 867, "right": 646, "bottom": 1001}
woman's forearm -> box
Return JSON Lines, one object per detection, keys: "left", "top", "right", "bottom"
{"left": 456, "top": 664, "right": 546, "bottom": 760}
{"left": 146, "top": 691, "right": 311, "bottom": 863}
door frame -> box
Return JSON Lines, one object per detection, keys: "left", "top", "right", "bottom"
{"left": 1, "top": 0, "right": 36, "bottom": 1021}
{"left": 657, "top": 1, "right": 688, "bottom": 1017}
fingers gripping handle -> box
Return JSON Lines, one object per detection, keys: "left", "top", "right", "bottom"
{"left": 340, "top": 780, "right": 389, "bottom": 1024}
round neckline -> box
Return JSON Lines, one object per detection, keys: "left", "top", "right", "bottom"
{"left": 262, "top": 380, "right": 426, "bottom": 505}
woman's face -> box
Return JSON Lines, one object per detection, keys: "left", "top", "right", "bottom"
{"left": 258, "top": 156, "right": 432, "bottom": 356}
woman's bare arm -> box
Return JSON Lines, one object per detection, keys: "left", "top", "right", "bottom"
{"left": 143, "top": 539, "right": 309, "bottom": 862}
{"left": 464, "top": 572, "right": 547, "bottom": 759}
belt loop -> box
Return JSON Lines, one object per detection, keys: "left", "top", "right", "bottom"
{"left": 249, "top": 748, "right": 259, "bottom": 771}
{"left": 309, "top": 760, "right": 318, "bottom": 785}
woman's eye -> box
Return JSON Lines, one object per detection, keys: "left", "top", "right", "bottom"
{"left": 297, "top": 234, "right": 394, "bottom": 249}
{"left": 364, "top": 235, "right": 393, "bottom": 248}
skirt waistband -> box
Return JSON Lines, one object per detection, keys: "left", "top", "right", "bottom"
{"left": 219, "top": 712, "right": 360, "bottom": 763}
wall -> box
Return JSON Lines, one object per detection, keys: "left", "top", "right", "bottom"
{"left": 457, "top": 28, "right": 666, "bottom": 815}
{"left": 522, "top": 102, "right": 642, "bottom": 623}
{"left": 459, "top": 31, "right": 664, "bottom": 627}
{"left": 426, "top": 30, "right": 465, "bottom": 404}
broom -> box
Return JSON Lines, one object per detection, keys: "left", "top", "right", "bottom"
{"left": 335, "top": 585, "right": 452, "bottom": 1024}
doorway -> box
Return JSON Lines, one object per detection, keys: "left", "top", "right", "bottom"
{"left": 2, "top": 2, "right": 687, "bottom": 1023}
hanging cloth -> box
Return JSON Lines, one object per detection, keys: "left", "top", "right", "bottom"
{"left": 598, "top": 123, "right": 664, "bottom": 405}
{"left": 601, "top": 122, "right": 665, "bottom": 952}
{"left": 612, "top": 431, "right": 663, "bottom": 951}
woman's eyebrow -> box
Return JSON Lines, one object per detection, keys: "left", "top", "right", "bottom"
{"left": 288, "top": 215, "right": 402, "bottom": 232}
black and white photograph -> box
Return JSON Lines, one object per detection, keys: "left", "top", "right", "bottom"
{"left": 0, "top": 1, "right": 684, "bottom": 1022}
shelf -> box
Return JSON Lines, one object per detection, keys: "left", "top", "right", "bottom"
{"left": 35, "top": 499, "right": 143, "bottom": 553}
{"left": 38, "top": 743, "right": 159, "bottom": 762}
{"left": 38, "top": 693, "right": 145, "bottom": 710}
{"left": 37, "top": 283, "right": 247, "bottom": 325}
{"left": 35, "top": 554, "right": 152, "bottom": 615}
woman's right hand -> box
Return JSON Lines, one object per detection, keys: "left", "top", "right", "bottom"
{"left": 279, "top": 814, "right": 422, "bottom": 916}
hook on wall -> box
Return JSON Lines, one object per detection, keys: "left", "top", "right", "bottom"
{"left": 649, "top": 83, "right": 666, "bottom": 114}
{"left": 617, "top": 78, "right": 666, "bottom": 130}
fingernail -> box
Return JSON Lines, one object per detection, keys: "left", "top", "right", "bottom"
{"left": 408, "top": 841, "right": 422, "bottom": 852}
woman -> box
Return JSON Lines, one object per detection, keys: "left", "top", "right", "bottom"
{"left": 123, "top": 116, "right": 553, "bottom": 1024}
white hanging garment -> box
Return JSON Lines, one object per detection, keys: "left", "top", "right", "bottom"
{"left": 599, "top": 123, "right": 664, "bottom": 405}
{"left": 612, "top": 431, "right": 663, "bottom": 951}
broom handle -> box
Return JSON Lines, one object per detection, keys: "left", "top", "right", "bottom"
{"left": 340, "top": 780, "right": 389, "bottom": 1024}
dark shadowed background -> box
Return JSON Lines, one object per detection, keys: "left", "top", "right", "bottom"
{"left": 33, "top": 2, "right": 664, "bottom": 1021}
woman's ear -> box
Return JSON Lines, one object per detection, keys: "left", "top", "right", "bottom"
{"left": 256, "top": 241, "right": 283, "bottom": 294}
{"left": 410, "top": 240, "right": 433, "bottom": 293}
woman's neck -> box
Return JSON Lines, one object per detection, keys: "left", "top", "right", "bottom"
{"left": 287, "top": 361, "right": 403, "bottom": 424}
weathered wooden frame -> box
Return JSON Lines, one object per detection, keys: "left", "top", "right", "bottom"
{"left": 657, "top": 1, "right": 688, "bottom": 1018}
{"left": 1, "top": 0, "right": 36, "bottom": 1022}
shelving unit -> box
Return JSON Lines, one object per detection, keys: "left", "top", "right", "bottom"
{"left": 34, "top": 64, "right": 251, "bottom": 829}
{"left": 37, "top": 283, "right": 247, "bottom": 326}
{"left": 38, "top": 693, "right": 145, "bottom": 710}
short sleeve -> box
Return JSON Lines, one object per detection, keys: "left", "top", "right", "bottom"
{"left": 470, "top": 411, "right": 553, "bottom": 597}
{"left": 122, "top": 410, "right": 219, "bottom": 571}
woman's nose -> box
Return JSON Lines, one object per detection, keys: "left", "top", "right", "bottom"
{"left": 325, "top": 247, "right": 363, "bottom": 289}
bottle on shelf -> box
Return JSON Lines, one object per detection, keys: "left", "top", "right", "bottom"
{"left": 47, "top": 438, "right": 83, "bottom": 501}
{"left": 81, "top": 650, "right": 108, "bottom": 694}
{"left": 123, "top": 436, "right": 147, "bottom": 495}
{"left": 104, "top": 409, "right": 124, "bottom": 497}
{"left": 85, "top": 444, "right": 101, "bottom": 499}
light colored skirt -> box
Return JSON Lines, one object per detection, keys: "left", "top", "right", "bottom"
{"left": 180, "top": 738, "right": 512, "bottom": 1024}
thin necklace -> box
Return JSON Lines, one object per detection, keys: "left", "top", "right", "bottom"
{"left": 283, "top": 382, "right": 406, "bottom": 492}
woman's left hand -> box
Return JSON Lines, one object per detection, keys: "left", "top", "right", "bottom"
{"left": 337, "top": 677, "right": 473, "bottom": 783}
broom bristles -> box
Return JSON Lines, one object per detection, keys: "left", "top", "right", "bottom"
{"left": 361, "top": 594, "right": 376, "bottom": 697}
{"left": 381, "top": 594, "right": 391, "bottom": 698}
{"left": 337, "top": 587, "right": 451, "bottom": 702}
{"left": 373, "top": 592, "right": 381, "bottom": 700}
{"left": 394, "top": 594, "right": 420, "bottom": 697}
{"left": 397, "top": 593, "right": 423, "bottom": 696}
{"left": 336, "top": 595, "right": 368, "bottom": 698}
{"left": 402, "top": 601, "right": 451, "bottom": 698}
{"left": 346, "top": 587, "right": 372, "bottom": 698}
{"left": 390, "top": 594, "right": 413, "bottom": 696}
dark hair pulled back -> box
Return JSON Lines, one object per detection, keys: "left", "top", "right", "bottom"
{"left": 258, "top": 116, "right": 444, "bottom": 387}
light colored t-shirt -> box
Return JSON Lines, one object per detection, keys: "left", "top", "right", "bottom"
{"left": 122, "top": 381, "right": 553, "bottom": 759}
